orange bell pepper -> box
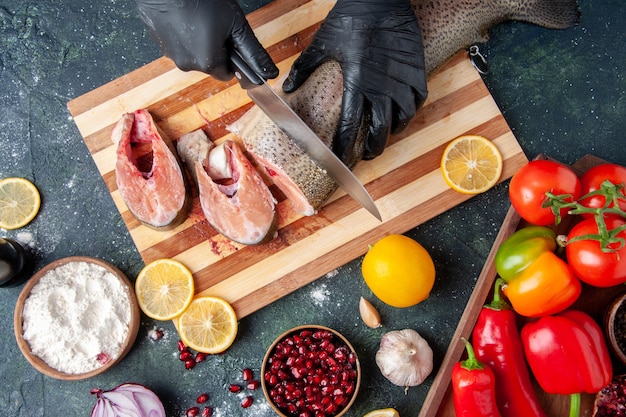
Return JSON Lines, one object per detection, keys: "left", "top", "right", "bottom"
{"left": 495, "top": 226, "right": 581, "bottom": 317}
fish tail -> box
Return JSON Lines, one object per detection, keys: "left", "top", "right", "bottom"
{"left": 511, "top": 0, "right": 581, "bottom": 29}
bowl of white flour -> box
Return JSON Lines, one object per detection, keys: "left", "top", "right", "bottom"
{"left": 13, "top": 256, "right": 140, "bottom": 380}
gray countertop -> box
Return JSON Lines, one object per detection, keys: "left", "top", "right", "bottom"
{"left": 1, "top": 1, "right": 625, "bottom": 416}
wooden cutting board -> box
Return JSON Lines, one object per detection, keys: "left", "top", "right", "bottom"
{"left": 67, "top": 0, "right": 529, "bottom": 319}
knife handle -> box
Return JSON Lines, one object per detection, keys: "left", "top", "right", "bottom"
{"left": 230, "top": 51, "right": 263, "bottom": 89}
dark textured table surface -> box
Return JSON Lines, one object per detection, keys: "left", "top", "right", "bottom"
{"left": 1, "top": 1, "right": 625, "bottom": 416}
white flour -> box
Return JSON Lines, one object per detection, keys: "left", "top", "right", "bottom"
{"left": 21, "top": 261, "right": 132, "bottom": 374}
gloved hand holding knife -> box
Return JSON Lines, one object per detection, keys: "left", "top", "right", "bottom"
{"left": 134, "top": 0, "right": 278, "bottom": 81}
{"left": 134, "top": 0, "right": 427, "bottom": 164}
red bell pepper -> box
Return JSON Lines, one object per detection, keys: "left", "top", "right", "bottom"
{"left": 521, "top": 310, "right": 613, "bottom": 417}
{"left": 471, "top": 279, "right": 547, "bottom": 417}
{"left": 452, "top": 338, "right": 502, "bottom": 417}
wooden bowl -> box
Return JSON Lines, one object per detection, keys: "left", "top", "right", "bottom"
{"left": 13, "top": 256, "right": 140, "bottom": 380}
{"left": 261, "top": 325, "right": 361, "bottom": 417}
{"left": 605, "top": 291, "right": 626, "bottom": 366}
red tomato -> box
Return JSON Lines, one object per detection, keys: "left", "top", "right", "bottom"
{"left": 565, "top": 217, "right": 626, "bottom": 287}
{"left": 579, "top": 163, "right": 626, "bottom": 219}
{"left": 509, "top": 160, "right": 581, "bottom": 226}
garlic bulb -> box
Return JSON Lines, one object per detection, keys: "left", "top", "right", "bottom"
{"left": 90, "top": 383, "right": 166, "bottom": 417}
{"left": 375, "top": 329, "right": 433, "bottom": 388}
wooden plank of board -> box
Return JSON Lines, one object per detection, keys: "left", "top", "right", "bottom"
{"left": 67, "top": 0, "right": 529, "bottom": 319}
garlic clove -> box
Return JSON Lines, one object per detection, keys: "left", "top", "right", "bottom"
{"left": 359, "top": 296, "right": 382, "bottom": 328}
{"left": 375, "top": 329, "right": 433, "bottom": 388}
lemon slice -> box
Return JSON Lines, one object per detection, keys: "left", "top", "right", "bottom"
{"left": 440, "top": 135, "right": 503, "bottom": 194}
{"left": 364, "top": 408, "right": 400, "bottom": 417}
{"left": 177, "top": 296, "right": 238, "bottom": 354}
{"left": 0, "top": 177, "right": 41, "bottom": 230}
{"left": 135, "top": 258, "right": 195, "bottom": 321}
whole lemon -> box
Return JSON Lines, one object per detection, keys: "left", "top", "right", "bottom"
{"left": 362, "top": 234, "right": 435, "bottom": 308}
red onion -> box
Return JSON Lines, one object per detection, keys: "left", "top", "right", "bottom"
{"left": 90, "top": 383, "right": 165, "bottom": 417}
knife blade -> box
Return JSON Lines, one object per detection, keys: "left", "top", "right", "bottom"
{"left": 230, "top": 52, "right": 381, "bottom": 221}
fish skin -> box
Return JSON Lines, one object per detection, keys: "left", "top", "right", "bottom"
{"left": 231, "top": 0, "right": 580, "bottom": 216}
{"left": 177, "top": 130, "right": 278, "bottom": 245}
{"left": 112, "top": 109, "right": 190, "bottom": 229}
{"left": 415, "top": 0, "right": 581, "bottom": 75}
{"left": 230, "top": 61, "right": 346, "bottom": 216}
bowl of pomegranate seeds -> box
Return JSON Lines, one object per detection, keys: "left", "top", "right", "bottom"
{"left": 13, "top": 256, "right": 140, "bottom": 380}
{"left": 605, "top": 291, "right": 626, "bottom": 366}
{"left": 261, "top": 325, "right": 361, "bottom": 417}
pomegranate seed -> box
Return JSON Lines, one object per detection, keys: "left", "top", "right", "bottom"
{"left": 180, "top": 351, "right": 193, "bottom": 361}
{"left": 148, "top": 327, "right": 164, "bottom": 341}
{"left": 201, "top": 407, "right": 213, "bottom": 417}
{"left": 186, "top": 407, "right": 200, "bottom": 417}
{"left": 242, "top": 368, "right": 253, "bottom": 381}
{"left": 196, "top": 393, "right": 209, "bottom": 403}
{"left": 246, "top": 380, "right": 260, "bottom": 390}
{"left": 241, "top": 396, "right": 253, "bottom": 408}
{"left": 96, "top": 352, "right": 110, "bottom": 365}
{"left": 229, "top": 384, "right": 243, "bottom": 393}
{"left": 195, "top": 352, "right": 208, "bottom": 363}
{"left": 178, "top": 340, "right": 187, "bottom": 352}
{"left": 185, "top": 359, "right": 196, "bottom": 370}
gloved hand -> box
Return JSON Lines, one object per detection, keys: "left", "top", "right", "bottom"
{"left": 134, "top": 0, "right": 278, "bottom": 81}
{"left": 283, "top": 0, "right": 428, "bottom": 162}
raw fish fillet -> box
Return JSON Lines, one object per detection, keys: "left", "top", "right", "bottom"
{"left": 177, "top": 130, "right": 277, "bottom": 245}
{"left": 112, "top": 109, "right": 190, "bottom": 229}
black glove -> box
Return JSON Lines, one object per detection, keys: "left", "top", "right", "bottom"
{"left": 135, "top": 0, "right": 278, "bottom": 81}
{"left": 282, "top": 0, "right": 427, "bottom": 161}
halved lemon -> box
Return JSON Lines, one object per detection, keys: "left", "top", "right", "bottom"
{"left": 135, "top": 258, "right": 195, "bottom": 321}
{"left": 177, "top": 296, "right": 238, "bottom": 354}
{"left": 364, "top": 408, "right": 400, "bottom": 417}
{"left": 440, "top": 135, "right": 503, "bottom": 194}
{"left": 0, "top": 177, "right": 41, "bottom": 230}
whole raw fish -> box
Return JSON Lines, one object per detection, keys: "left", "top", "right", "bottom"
{"left": 231, "top": 0, "right": 580, "bottom": 216}
{"left": 112, "top": 109, "right": 190, "bottom": 229}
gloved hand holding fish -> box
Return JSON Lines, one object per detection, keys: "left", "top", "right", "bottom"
{"left": 282, "top": 0, "right": 428, "bottom": 162}
{"left": 120, "top": 0, "right": 581, "bottom": 245}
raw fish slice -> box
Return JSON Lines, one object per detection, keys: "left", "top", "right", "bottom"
{"left": 112, "top": 109, "right": 190, "bottom": 229}
{"left": 229, "top": 61, "right": 356, "bottom": 216}
{"left": 177, "top": 130, "right": 277, "bottom": 245}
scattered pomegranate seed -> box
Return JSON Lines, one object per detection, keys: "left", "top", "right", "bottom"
{"left": 180, "top": 350, "right": 193, "bottom": 361}
{"left": 228, "top": 384, "right": 243, "bottom": 393}
{"left": 148, "top": 327, "right": 165, "bottom": 341}
{"left": 195, "top": 352, "right": 208, "bottom": 363}
{"left": 186, "top": 406, "right": 200, "bottom": 417}
{"left": 196, "top": 393, "right": 209, "bottom": 404}
{"left": 241, "top": 396, "right": 253, "bottom": 408}
{"left": 96, "top": 352, "right": 110, "bottom": 365}
{"left": 184, "top": 359, "right": 196, "bottom": 370}
{"left": 178, "top": 340, "right": 187, "bottom": 352}
{"left": 242, "top": 368, "right": 253, "bottom": 381}
{"left": 246, "top": 380, "right": 260, "bottom": 390}
{"left": 201, "top": 407, "right": 213, "bottom": 417}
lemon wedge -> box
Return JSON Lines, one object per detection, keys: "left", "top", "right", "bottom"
{"left": 135, "top": 258, "right": 195, "bottom": 321}
{"left": 0, "top": 177, "right": 41, "bottom": 229}
{"left": 440, "top": 135, "right": 503, "bottom": 194}
{"left": 177, "top": 296, "right": 238, "bottom": 354}
{"left": 364, "top": 408, "right": 400, "bottom": 417}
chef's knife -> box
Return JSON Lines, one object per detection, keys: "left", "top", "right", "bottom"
{"left": 230, "top": 52, "right": 382, "bottom": 221}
